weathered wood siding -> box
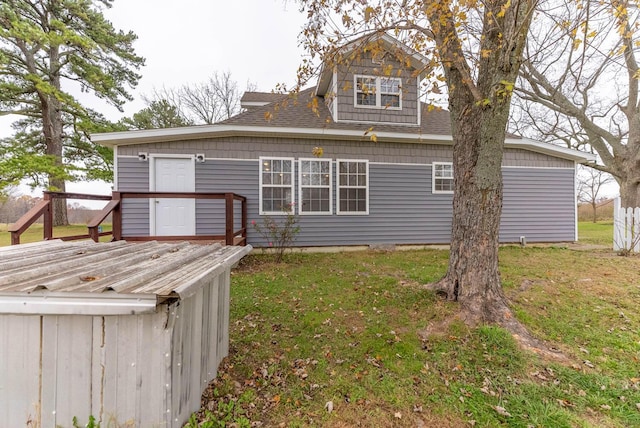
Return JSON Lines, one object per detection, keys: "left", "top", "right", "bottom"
{"left": 0, "top": 271, "right": 231, "bottom": 428}
{"left": 0, "top": 315, "right": 40, "bottom": 428}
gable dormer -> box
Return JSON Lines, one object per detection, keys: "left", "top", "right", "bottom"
{"left": 316, "top": 33, "right": 428, "bottom": 127}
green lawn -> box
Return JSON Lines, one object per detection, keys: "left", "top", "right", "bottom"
{"left": 0, "top": 223, "right": 112, "bottom": 246}
{"left": 188, "top": 240, "right": 639, "bottom": 427}
{"left": 578, "top": 221, "right": 614, "bottom": 246}
{"left": 2, "top": 216, "right": 634, "bottom": 427}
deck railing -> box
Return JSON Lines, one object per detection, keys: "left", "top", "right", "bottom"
{"left": 8, "top": 191, "right": 113, "bottom": 245}
{"left": 9, "top": 191, "right": 248, "bottom": 246}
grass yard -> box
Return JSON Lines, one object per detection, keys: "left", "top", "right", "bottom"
{"left": 190, "top": 234, "right": 639, "bottom": 427}
{"left": 578, "top": 221, "right": 614, "bottom": 246}
{"left": 0, "top": 223, "right": 112, "bottom": 246}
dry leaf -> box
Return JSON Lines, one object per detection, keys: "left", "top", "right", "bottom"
{"left": 325, "top": 401, "right": 334, "bottom": 413}
{"left": 493, "top": 405, "right": 512, "bottom": 417}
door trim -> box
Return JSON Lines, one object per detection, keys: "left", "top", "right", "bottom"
{"left": 149, "top": 154, "right": 196, "bottom": 235}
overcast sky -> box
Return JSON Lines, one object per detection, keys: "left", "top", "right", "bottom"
{"left": 4, "top": 1, "right": 620, "bottom": 201}
{"left": 6, "top": 0, "right": 309, "bottom": 198}
{"left": 100, "top": 0, "right": 308, "bottom": 119}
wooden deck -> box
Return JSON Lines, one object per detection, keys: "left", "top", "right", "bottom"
{"left": 8, "top": 191, "right": 248, "bottom": 246}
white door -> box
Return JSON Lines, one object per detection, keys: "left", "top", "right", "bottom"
{"left": 152, "top": 157, "right": 195, "bottom": 236}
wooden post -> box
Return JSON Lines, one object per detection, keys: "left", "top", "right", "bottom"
{"left": 112, "top": 192, "right": 122, "bottom": 241}
{"left": 225, "top": 193, "right": 234, "bottom": 246}
{"left": 241, "top": 196, "right": 247, "bottom": 245}
{"left": 43, "top": 192, "right": 53, "bottom": 240}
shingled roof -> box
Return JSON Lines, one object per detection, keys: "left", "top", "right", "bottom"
{"left": 91, "top": 88, "right": 595, "bottom": 163}
{"left": 224, "top": 86, "right": 453, "bottom": 136}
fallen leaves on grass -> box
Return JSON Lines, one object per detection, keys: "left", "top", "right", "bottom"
{"left": 493, "top": 405, "right": 512, "bottom": 417}
{"left": 325, "top": 401, "right": 333, "bottom": 413}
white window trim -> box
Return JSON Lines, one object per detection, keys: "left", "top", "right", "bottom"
{"left": 336, "top": 159, "right": 369, "bottom": 215}
{"left": 259, "top": 156, "right": 295, "bottom": 215}
{"left": 432, "top": 162, "right": 454, "bottom": 194}
{"left": 353, "top": 75, "right": 402, "bottom": 110}
{"left": 298, "top": 158, "right": 333, "bottom": 216}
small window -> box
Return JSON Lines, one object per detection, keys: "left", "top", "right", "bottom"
{"left": 354, "top": 75, "right": 402, "bottom": 109}
{"left": 260, "top": 157, "right": 294, "bottom": 214}
{"left": 337, "top": 160, "right": 369, "bottom": 215}
{"left": 380, "top": 77, "right": 400, "bottom": 108}
{"left": 433, "top": 162, "right": 454, "bottom": 193}
{"left": 355, "top": 76, "right": 377, "bottom": 106}
{"left": 299, "top": 158, "right": 332, "bottom": 215}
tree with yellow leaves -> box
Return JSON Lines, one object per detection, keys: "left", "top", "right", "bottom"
{"left": 297, "top": 0, "right": 551, "bottom": 351}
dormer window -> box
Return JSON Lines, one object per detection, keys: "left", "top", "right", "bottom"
{"left": 355, "top": 75, "right": 401, "bottom": 109}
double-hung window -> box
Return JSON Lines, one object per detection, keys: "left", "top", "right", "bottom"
{"left": 432, "top": 162, "right": 454, "bottom": 193}
{"left": 260, "top": 157, "right": 294, "bottom": 214}
{"left": 337, "top": 160, "right": 369, "bottom": 214}
{"left": 355, "top": 75, "right": 401, "bottom": 109}
{"left": 299, "top": 158, "right": 332, "bottom": 214}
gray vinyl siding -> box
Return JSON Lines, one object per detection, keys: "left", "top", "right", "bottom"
{"left": 115, "top": 156, "right": 576, "bottom": 245}
{"left": 335, "top": 52, "right": 420, "bottom": 125}
{"left": 290, "top": 163, "right": 451, "bottom": 246}
{"left": 500, "top": 168, "right": 576, "bottom": 242}
{"left": 117, "top": 157, "right": 150, "bottom": 236}
{"left": 195, "top": 161, "right": 258, "bottom": 236}
{"left": 116, "top": 138, "right": 572, "bottom": 169}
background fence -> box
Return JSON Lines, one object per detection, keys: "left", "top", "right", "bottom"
{"left": 613, "top": 197, "right": 640, "bottom": 253}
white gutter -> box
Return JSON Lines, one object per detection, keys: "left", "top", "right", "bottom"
{"left": 505, "top": 137, "right": 597, "bottom": 163}
{"left": 0, "top": 291, "right": 158, "bottom": 315}
{"left": 240, "top": 101, "right": 271, "bottom": 108}
{"left": 92, "top": 125, "right": 596, "bottom": 163}
{"left": 91, "top": 124, "right": 452, "bottom": 146}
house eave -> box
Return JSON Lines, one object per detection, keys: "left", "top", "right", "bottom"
{"left": 506, "top": 137, "right": 597, "bottom": 164}
{"left": 92, "top": 124, "right": 452, "bottom": 146}
{"left": 93, "top": 125, "right": 595, "bottom": 163}
{"left": 240, "top": 101, "right": 271, "bottom": 109}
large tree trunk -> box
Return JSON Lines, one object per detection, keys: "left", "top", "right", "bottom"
{"left": 41, "top": 92, "right": 69, "bottom": 227}
{"left": 42, "top": 41, "right": 68, "bottom": 227}
{"left": 436, "top": 83, "right": 512, "bottom": 326}
{"left": 427, "top": 0, "right": 538, "bottom": 332}
{"left": 617, "top": 146, "right": 640, "bottom": 208}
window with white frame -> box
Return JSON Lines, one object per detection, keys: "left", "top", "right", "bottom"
{"left": 299, "top": 158, "right": 332, "bottom": 214}
{"left": 355, "top": 75, "right": 401, "bottom": 109}
{"left": 337, "top": 160, "right": 368, "bottom": 214}
{"left": 432, "top": 162, "right": 454, "bottom": 193}
{"left": 260, "top": 157, "right": 294, "bottom": 214}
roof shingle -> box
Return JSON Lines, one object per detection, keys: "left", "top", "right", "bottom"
{"left": 227, "top": 87, "right": 453, "bottom": 136}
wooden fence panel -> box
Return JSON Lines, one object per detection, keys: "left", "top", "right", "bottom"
{"left": 613, "top": 198, "right": 640, "bottom": 252}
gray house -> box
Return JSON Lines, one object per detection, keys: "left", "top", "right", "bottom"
{"left": 93, "top": 34, "right": 595, "bottom": 247}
